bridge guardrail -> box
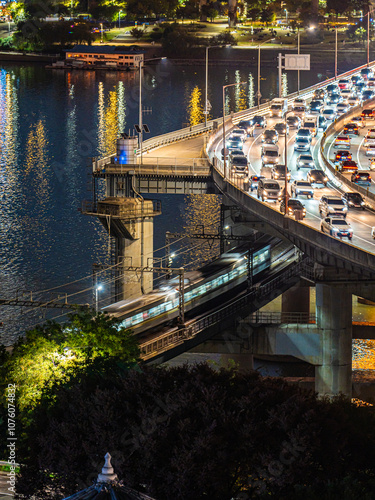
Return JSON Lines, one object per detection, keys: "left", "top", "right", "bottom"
{"left": 92, "top": 60, "right": 375, "bottom": 172}
{"left": 93, "top": 158, "right": 211, "bottom": 176}
{"left": 320, "top": 97, "right": 375, "bottom": 210}
{"left": 140, "top": 257, "right": 310, "bottom": 360}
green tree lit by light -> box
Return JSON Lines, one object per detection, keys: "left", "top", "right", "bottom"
{"left": 0, "top": 309, "right": 140, "bottom": 415}
{"left": 187, "top": 85, "right": 204, "bottom": 126}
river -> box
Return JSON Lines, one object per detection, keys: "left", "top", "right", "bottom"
{"left": 0, "top": 60, "right": 375, "bottom": 376}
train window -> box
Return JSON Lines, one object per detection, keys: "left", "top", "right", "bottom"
{"left": 132, "top": 313, "right": 144, "bottom": 325}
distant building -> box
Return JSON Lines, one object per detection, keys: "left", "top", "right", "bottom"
{"left": 64, "top": 45, "right": 144, "bottom": 70}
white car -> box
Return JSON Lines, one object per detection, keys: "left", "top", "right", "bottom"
{"left": 347, "top": 96, "right": 361, "bottom": 107}
{"left": 336, "top": 103, "right": 349, "bottom": 114}
{"left": 322, "top": 108, "right": 337, "bottom": 121}
{"left": 365, "top": 129, "right": 375, "bottom": 146}
{"left": 365, "top": 145, "right": 375, "bottom": 156}
{"left": 334, "top": 135, "right": 351, "bottom": 148}
{"left": 321, "top": 217, "right": 353, "bottom": 240}
{"left": 230, "top": 128, "right": 247, "bottom": 141}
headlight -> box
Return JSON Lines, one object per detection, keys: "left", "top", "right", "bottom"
{"left": 361, "top": 201, "right": 365, "bottom": 205}
{"left": 343, "top": 206, "right": 348, "bottom": 212}
{"left": 324, "top": 177, "right": 328, "bottom": 181}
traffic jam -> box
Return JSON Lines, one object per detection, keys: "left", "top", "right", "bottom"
{"left": 217, "top": 66, "right": 375, "bottom": 248}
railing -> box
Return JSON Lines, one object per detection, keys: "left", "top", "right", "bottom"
{"left": 92, "top": 60, "right": 375, "bottom": 174}
{"left": 140, "top": 258, "right": 312, "bottom": 360}
{"left": 81, "top": 199, "right": 162, "bottom": 218}
{"left": 247, "top": 311, "right": 316, "bottom": 324}
{"left": 319, "top": 97, "right": 375, "bottom": 210}
{"left": 93, "top": 158, "right": 211, "bottom": 175}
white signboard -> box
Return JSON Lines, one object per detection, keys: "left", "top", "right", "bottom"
{"left": 284, "top": 54, "right": 310, "bottom": 71}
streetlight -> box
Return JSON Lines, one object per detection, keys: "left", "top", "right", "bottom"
{"left": 285, "top": 9, "right": 288, "bottom": 25}
{"left": 205, "top": 45, "right": 231, "bottom": 128}
{"left": 257, "top": 38, "right": 274, "bottom": 108}
{"left": 95, "top": 284, "right": 103, "bottom": 312}
{"left": 283, "top": 110, "right": 295, "bottom": 213}
{"left": 100, "top": 22, "right": 103, "bottom": 43}
{"left": 296, "top": 30, "right": 300, "bottom": 93}
{"left": 119, "top": 9, "right": 122, "bottom": 29}
{"left": 222, "top": 81, "right": 246, "bottom": 179}
{"left": 366, "top": 10, "right": 375, "bottom": 66}
{"left": 138, "top": 57, "right": 167, "bottom": 164}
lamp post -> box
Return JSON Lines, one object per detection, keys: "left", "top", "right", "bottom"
{"left": 138, "top": 57, "right": 166, "bottom": 164}
{"left": 222, "top": 81, "right": 246, "bottom": 180}
{"left": 297, "top": 30, "right": 300, "bottom": 93}
{"left": 100, "top": 22, "right": 103, "bottom": 43}
{"left": 366, "top": 10, "right": 375, "bottom": 66}
{"left": 257, "top": 38, "right": 274, "bottom": 108}
{"left": 285, "top": 9, "right": 288, "bottom": 25}
{"left": 95, "top": 284, "right": 103, "bottom": 312}
{"left": 335, "top": 27, "right": 338, "bottom": 79}
{"left": 283, "top": 110, "right": 294, "bottom": 213}
{"left": 119, "top": 9, "right": 122, "bottom": 29}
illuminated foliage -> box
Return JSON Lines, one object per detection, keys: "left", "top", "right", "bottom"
{"left": 187, "top": 85, "right": 204, "bottom": 126}
{"left": 0, "top": 309, "right": 139, "bottom": 414}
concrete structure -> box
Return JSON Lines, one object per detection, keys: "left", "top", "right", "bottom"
{"left": 64, "top": 45, "right": 144, "bottom": 69}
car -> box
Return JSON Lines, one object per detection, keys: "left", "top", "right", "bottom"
{"left": 342, "top": 192, "right": 365, "bottom": 210}
{"left": 313, "top": 88, "right": 327, "bottom": 100}
{"left": 226, "top": 137, "right": 243, "bottom": 150}
{"left": 318, "top": 115, "right": 328, "bottom": 131}
{"left": 257, "top": 179, "right": 282, "bottom": 202}
{"left": 261, "top": 129, "right": 278, "bottom": 144}
{"left": 362, "top": 89, "right": 375, "bottom": 101}
{"left": 321, "top": 217, "right": 353, "bottom": 240}
{"left": 351, "top": 116, "right": 365, "bottom": 127}
{"left": 274, "top": 122, "right": 289, "bottom": 135}
{"left": 364, "top": 129, "right": 375, "bottom": 147}
{"left": 230, "top": 155, "right": 249, "bottom": 177}
{"left": 347, "top": 95, "right": 361, "bottom": 107}
{"left": 296, "top": 154, "right": 314, "bottom": 170}
{"left": 280, "top": 198, "right": 306, "bottom": 218}
{"left": 292, "top": 106, "right": 306, "bottom": 118}
{"left": 286, "top": 115, "right": 301, "bottom": 128}
{"left": 338, "top": 79, "right": 351, "bottom": 90}
{"left": 327, "top": 83, "right": 340, "bottom": 93}
{"left": 293, "top": 98, "right": 306, "bottom": 108}
{"left": 351, "top": 172, "right": 371, "bottom": 185}
{"left": 294, "top": 136, "right": 311, "bottom": 152}
{"left": 334, "top": 135, "right": 351, "bottom": 148}
{"left": 343, "top": 122, "right": 359, "bottom": 135}
{"left": 340, "top": 89, "right": 352, "bottom": 102}
{"left": 229, "top": 149, "right": 245, "bottom": 161}
{"left": 339, "top": 160, "right": 358, "bottom": 173}
{"left": 327, "top": 93, "right": 342, "bottom": 105}
{"left": 236, "top": 120, "right": 255, "bottom": 137}
{"left": 309, "top": 100, "right": 324, "bottom": 113}
{"left": 271, "top": 164, "right": 291, "bottom": 181}
{"left": 322, "top": 108, "right": 337, "bottom": 121}
{"left": 319, "top": 196, "right": 348, "bottom": 218}
{"left": 296, "top": 128, "right": 312, "bottom": 141}
{"left": 355, "top": 81, "right": 367, "bottom": 94}
{"left": 336, "top": 103, "right": 349, "bottom": 114}
{"left": 248, "top": 174, "right": 265, "bottom": 192}
{"left": 230, "top": 128, "right": 247, "bottom": 141}
{"left": 351, "top": 75, "right": 363, "bottom": 85}
{"left": 290, "top": 180, "right": 314, "bottom": 198}
{"left": 361, "top": 108, "right": 374, "bottom": 119}
{"left": 251, "top": 115, "right": 267, "bottom": 128}
{"left": 365, "top": 145, "right": 375, "bottom": 156}
{"left": 307, "top": 169, "right": 328, "bottom": 186}
{"left": 261, "top": 144, "right": 280, "bottom": 165}
{"left": 361, "top": 67, "right": 374, "bottom": 79}
{"left": 335, "top": 150, "right": 352, "bottom": 162}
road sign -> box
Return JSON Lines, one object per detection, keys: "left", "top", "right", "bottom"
{"left": 284, "top": 54, "right": 310, "bottom": 71}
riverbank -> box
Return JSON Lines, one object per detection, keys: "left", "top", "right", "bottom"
{"left": 0, "top": 51, "right": 59, "bottom": 62}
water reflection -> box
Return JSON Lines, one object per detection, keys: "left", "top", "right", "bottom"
{"left": 187, "top": 85, "right": 204, "bottom": 126}
{"left": 353, "top": 340, "right": 375, "bottom": 370}
{"left": 182, "top": 194, "right": 220, "bottom": 267}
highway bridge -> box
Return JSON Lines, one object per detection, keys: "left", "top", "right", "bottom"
{"left": 85, "top": 60, "right": 375, "bottom": 399}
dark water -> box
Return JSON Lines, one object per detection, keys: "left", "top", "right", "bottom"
{"left": 0, "top": 61, "right": 359, "bottom": 342}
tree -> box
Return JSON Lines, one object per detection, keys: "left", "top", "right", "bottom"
{"left": 0, "top": 309, "right": 139, "bottom": 423}
{"left": 130, "top": 27, "right": 144, "bottom": 39}
{"left": 14, "top": 364, "right": 375, "bottom": 500}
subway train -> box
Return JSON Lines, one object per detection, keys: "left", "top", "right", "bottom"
{"left": 103, "top": 237, "right": 281, "bottom": 334}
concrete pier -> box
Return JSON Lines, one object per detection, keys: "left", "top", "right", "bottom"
{"left": 315, "top": 283, "right": 353, "bottom": 398}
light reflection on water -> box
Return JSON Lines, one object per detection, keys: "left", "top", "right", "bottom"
{"left": 0, "top": 60, "right": 374, "bottom": 376}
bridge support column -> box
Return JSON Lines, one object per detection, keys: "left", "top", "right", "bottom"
{"left": 315, "top": 283, "right": 352, "bottom": 399}
{"left": 282, "top": 280, "right": 310, "bottom": 318}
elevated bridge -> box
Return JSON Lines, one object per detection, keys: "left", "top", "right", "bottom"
{"left": 85, "top": 60, "right": 375, "bottom": 399}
